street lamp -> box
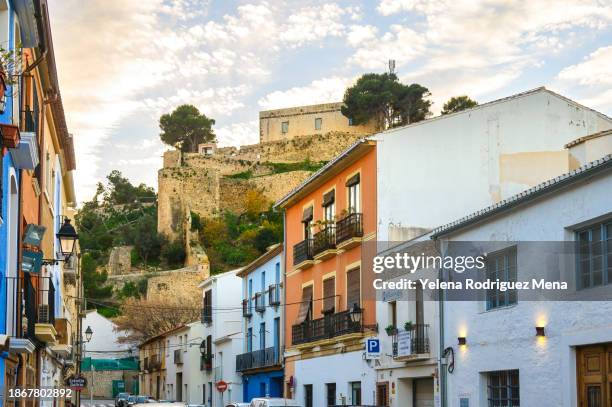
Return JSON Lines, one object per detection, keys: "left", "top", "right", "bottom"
{"left": 85, "top": 326, "right": 93, "bottom": 342}
{"left": 349, "top": 303, "right": 362, "bottom": 324}
{"left": 56, "top": 217, "right": 78, "bottom": 261}
{"left": 199, "top": 339, "right": 206, "bottom": 355}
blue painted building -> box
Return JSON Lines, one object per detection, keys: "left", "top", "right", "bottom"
{"left": 236, "top": 244, "right": 284, "bottom": 402}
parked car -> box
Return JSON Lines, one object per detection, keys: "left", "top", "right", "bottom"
{"left": 129, "top": 395, "right": 155, "bottom": 405}
{"left": 225, "top": 403, "right": 249, "bottom": 407}
{"left": 116, "top": 392, "right": 131, "bottom": 407}
{"left": 249, "top": 398, "right": 302, "bottom": 407}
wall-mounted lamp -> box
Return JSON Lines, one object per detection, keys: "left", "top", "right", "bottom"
{"left": 535, "top": 326, "right": 545, "bottom": 337}
{"left": 458, "top": 336, "right": 467, "bottom": 346}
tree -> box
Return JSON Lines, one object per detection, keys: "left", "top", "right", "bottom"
{"left": 113, "top": 296, "right": 201, "bottom": 342}
{"left": 441, "top": 96, "right": 478, "bottom": 115}
{"left": 159, "top": 104, "right": 216, "bottom": 152}
{"left": 341, "top": 73, "right": 432, "bottom": 131}
{"left": 105, "top": 170, "right": 156, "bottom": 205}
{"left": 129, "top": 214, "right": 163, "bottom": 269}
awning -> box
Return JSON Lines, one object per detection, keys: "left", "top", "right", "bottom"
{"left": 302, "top": 206, "right": 313, "bottom": 222}
{"left": 322, "top": 190, "right": 335, "bottom": 206}
{"left": 295, "top": 288, "right": 313, "bottom": 324}
{"left": 346, "top": 173, "right": 360, "bottom": 187}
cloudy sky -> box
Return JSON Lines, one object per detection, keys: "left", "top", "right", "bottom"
{"left": 47, "top": 0, "right": 612, "bottom": 203}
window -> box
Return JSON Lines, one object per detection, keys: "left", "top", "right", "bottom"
{"left": 346, "top": 268, "right": 360, "bottom": 309}
{"left": 261, "top": 271, "right": 266, "bottom": 292}
{"left": 486, "top": 247, "right": 517, "bottom": 310}
{"left": 281, "top": 121, "right": 289, "bottom": 134}
{"left": 322, "top": 277, "right": 335, "bottom": 314}
{"left": 487, "top": 370, "right": 519, "bottom": 407}
{"left": 247, "top": 328, "right": 253, "bottom": 352}
{"left": 323, "top": 190, "right": 335, "bottom": 223}
{"left": 304, "top": 384, "right": 313, "bottom": 407}
{"left": 326, "top": 383, "right": 336, "bottom": 406}
{"left": 275, "top": 262, "right": 280, "bottom": 283}
{"left": 259, "top": 322, "right": 266, "bottom": 350}
{"left": 346, "top": 174, "right": 360, "bottom": 213}
{"left": 578, "top": 221, "right": 612, "bottom": 289}
{"left": 350, "top": 381, "right": 361, "bottom": 405}
{"left": 389, "top": 301, "right": 397, "bottom": 329}
{"left": 315, "top": 117, "right": 322, "bottom": 130}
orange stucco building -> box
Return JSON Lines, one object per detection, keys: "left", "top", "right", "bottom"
{"left": 275, "top": 139, "right": 378, "bottom": 405}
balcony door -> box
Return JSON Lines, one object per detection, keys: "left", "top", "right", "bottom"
{"left": 577, "top": 343, "right": 612, "bottom": 407}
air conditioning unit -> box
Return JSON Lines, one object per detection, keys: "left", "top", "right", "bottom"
{"left": 38, "top": 304, "right": 50, "bottom": 323}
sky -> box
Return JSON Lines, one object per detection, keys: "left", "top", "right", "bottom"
{"left": 46, "top": 0, "right": 612, "bottom": 204}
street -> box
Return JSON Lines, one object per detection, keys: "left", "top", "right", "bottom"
{"left": 80, "top": 399, "right": 114, "bottom": 407}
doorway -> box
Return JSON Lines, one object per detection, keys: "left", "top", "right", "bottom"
{"left": 376, "top": 382, "right": 389, "bottom": 406}
{"left": 176, "top": 373, "right": 182, "bottom": 401}
{"left": 577, "top": 343, "right": 612, "bottom": 407}
{"left": 413, "top": 378, "right": 434, "bottom": 407}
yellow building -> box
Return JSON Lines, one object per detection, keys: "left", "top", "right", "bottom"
{"left": 259, "top": 102, "right": 377, "bottom": 143}
{"left": 139, "top": 327, "right": 184, "bottom": 399}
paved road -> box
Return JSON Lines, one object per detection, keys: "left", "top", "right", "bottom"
{"left": 80, "top": 399, "right": 114, "bottom": 407}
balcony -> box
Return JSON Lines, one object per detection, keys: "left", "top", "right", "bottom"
{"left": 336, "top": 212, "right": 363, "bottom": 250}
{"left": 143, "top": 358, "right": 149, "bottom": 371}
{"left": 392, "top": 324, "right": 430, "bottom": 361}
{"left": 268, "top": 283, "right": 281, "bottom": 306}
{"left": 200, "top": 354, "right": 213, "bottom": 371}
{"left": 293, "top": 238, "right": 314, "bottom": 270}
{"left": 149, "top": 355, "right": 162, "bottom": 371}
{"left": 255, "top": 292, "right": 265, "bottom": 313}
{"left": 313, "top": 226, "right": 336, "bottom": 260}
{"left": 4, "top": 276, "right": 36, "bottom": 354}
{"left": 34, "top": 278, "right": 57, "bottom": 343}
{"left": 201, "top": 306, "right": 212, "bottom": 325}
{"left": 174, "top": 349, "right": 183, "bottom": 364}
{"left": 236, "top": 346, "right": 282, "bottom": 372}
{"left": 292, "top": 309, "right": 362, "bottom": 345}
{"left": 242, "top": 299, "right": 253, "bottom": 318}
{"left": 50, "top": 318, "right": 72, "bottom": 357}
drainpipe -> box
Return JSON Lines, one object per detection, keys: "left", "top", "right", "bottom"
{"left": 437, "top": 237, "right": 447, "bottom": 407}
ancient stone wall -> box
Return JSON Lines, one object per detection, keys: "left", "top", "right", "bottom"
{"left": 107, "top": 246, "right": 134, "bottom": 275}
{"left": 145, "top": 266, "right": 208, "bottom": 302}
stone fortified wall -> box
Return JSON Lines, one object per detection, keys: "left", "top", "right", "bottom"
{"left": 157, "top": 131, "right": 367, "bottom": 241}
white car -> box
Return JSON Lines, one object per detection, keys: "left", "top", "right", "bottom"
{"left": 249, "top": 398, "right": 302, "bottom": 407}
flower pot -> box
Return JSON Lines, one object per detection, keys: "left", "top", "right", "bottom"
{"left": 385, "top": 327, "right": 398, "bottom": 336}
{"left": 1, "top": 124, "right": 20, "bottom": 148}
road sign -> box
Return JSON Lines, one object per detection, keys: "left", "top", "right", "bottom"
{"left": 216, "top": 380, "right": 228, "bottom": 393}
{"left": 365, "top": 337, "right": 381, "bottom": 359}
{"left": 66, "top": 375, "right": 88, "bottom": 391}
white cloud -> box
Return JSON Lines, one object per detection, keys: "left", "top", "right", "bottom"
{"left": 346, "top": 25, "right": 378, "bottom": 47}
{"left": 215, "top": 120, "right": 259, "bottom": 147}
{"left": 258, "top": 77, "right": 353, "bottom": 110}
{"left": 349, "top": 25, "right": 426, "bottom": 69}
{"left": 557, "top": 46, "right": 612, "bottom": 86}
{"left": 280, "top": 4, "right": 347, "bottom": 47}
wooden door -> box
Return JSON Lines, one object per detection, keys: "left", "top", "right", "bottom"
{"left": 577, "top": 343, "right": 612, "bottom": 407}
{"left": 376, "top": 382, "right": 389, "bottom": 406}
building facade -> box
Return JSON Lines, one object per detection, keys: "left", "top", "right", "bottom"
{"left": 199, "top": 269, "right": 243, "bottom": 407}
{"left": 236, "top": 244, "right": 284, "bottom": 402}
{"left": 259, "top": 102, "right": 377, "bottom": 143}
{"left": 433, "top": 152, "right": 612, "bottom": 406}
{"left": 275, "top": 139, "right": 378, "bottom": 406}
{"left": 139, "top": 330, "right": 170, "bottom": 400}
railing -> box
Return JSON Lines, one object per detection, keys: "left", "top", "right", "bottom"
{"left": 255, "top": 292, "right": 265, "bottom": 313}
{"left": 4, "top": 275, "right": 55, "bottom": 339}
{"left": 293, "top": 238, "right": 313, "bottom": 265}
{"left": 292, "top": 309, "right": 362, "bottom": 345}
{"left": 242, "top": 299, "right": 252, "bottom": 318}
{"left": 174, "top": 349, "right": 183, "bottom": 364}
{"left": 313, "top": 226, "right": 336, "bottom": 256}
{"left": 392, "top": 324, "right": 430, "bottom": 358}
{"left": 236, "top": 346, "right": 282, "bottom": 372}
{"left": 268, "top": 283, "right": 281, "bottom": 306}
{"left": 201, "top": 306, "right": 212, "bottom": 324}
{"left": 149, "top": 355, "right": 161, "bottom": 371}
{"left": 38, "top": 279, "right": 56, "bottom": 325}
{"left": 21, "top": 107, "right": 38, "bottom": 133}
{"left": 336, "top": 212, "right": 363, "bottom": 244}
{"left": 200, "top": 354, "right": 213, "bottom": 371}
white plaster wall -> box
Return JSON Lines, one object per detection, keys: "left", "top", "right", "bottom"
{"left": 84, "top": 310, "right": 133, "bottom": 355}
{"left": 294, "top": 350, "right": 377, "bottom": 406}
{"left": 375, "top": 89, "right": 612, "bottom": 242}
{"left": 439, "top": 170, "right": 612, "bottom": 407}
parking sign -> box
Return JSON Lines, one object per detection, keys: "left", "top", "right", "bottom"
{"left": 365, "top": 338, "right": 381, "bottom": 359}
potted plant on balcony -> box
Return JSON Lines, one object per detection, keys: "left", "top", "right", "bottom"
{"left": 404, "top": 321, "right": 413, "bottom": 331}
{"left": 385, "top": 324, "right": 398, "bottom": 336}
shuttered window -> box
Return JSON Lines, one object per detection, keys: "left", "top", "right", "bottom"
{"left": 346, "top": 268, "right": 360, "bottom": 309}
{"left": 322, "top": 277, "right": 335, "bottom": 313}
{"left": 295, "top": 285, "right": 313, "bottom": 324}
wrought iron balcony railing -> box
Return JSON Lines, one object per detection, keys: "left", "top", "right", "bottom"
{"left": 174, "top": 349, "right": 183, "bottom": 364}
{"left": 4, "top": 275, "right": 55, "bottom": 340}
{"left": 242, "top": 299, "right": 253, "bottom": 318}
{"left": 235, "top": 346, "right": 282, "bottom": 372}
{"left": 336, "top": 212, "right": 363, "bottom": 244}
{"left": 392, "top": 324, "right": 430, "bottom": 358}
{"left": 201, "top": 306, "right": 212, "bottom": 324}
{"left": 313, "top": 226, "right": 336, "bottom": 256}
{"left": 293, "top": 238, "right": 313, "bottom": 266}
{"left": 292, "top": 309, "right": 362, "bottom": 345}
{"left": 268, "top": 283, "right": 281, "bottom": 306}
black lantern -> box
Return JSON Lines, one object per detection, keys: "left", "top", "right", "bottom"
{"left": 199, "top": 339, "right": 206, "bottom": 355}
{"left": 56, "top": 218, "right": 78, "bottom": 261}
{"left": 349, "top": 303, "right": 362, "bottom": 324}
{"left": 85, "top": 326, "right": 93, "bottom": 342}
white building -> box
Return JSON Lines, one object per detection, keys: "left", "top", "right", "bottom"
{"left": 433, "top": 149, "right": 612, "bottom": 406}
{"left": 83, "top": 309, "right": 135, "bottom": 356}
{"left": 372, "top": 88, "right": 612, "bottom": 406}
{"left": 199, "top": 269, "right": 244, "bottom": 407}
